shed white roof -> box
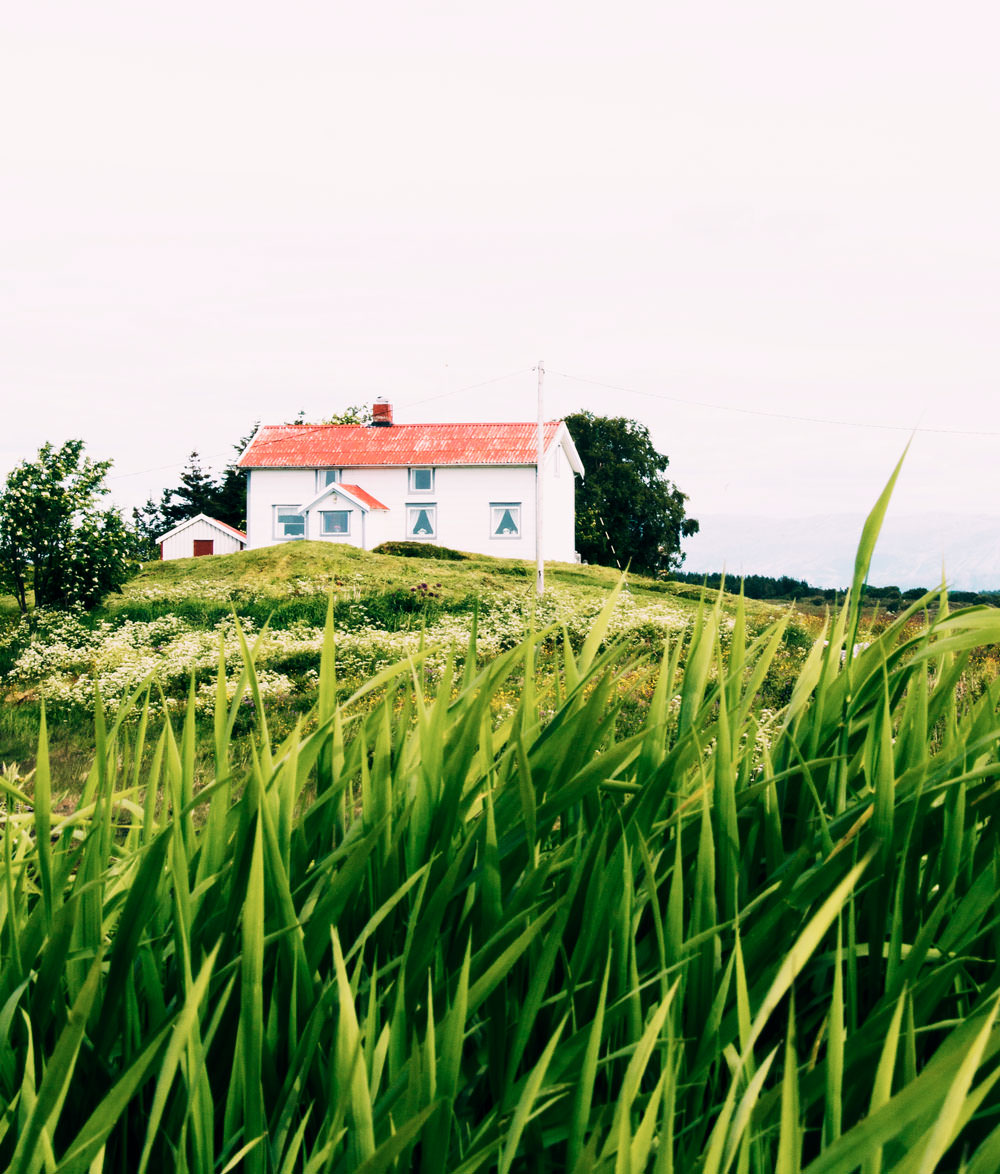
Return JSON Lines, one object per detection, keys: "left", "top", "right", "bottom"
{"left": 156, "top": 514, "right": 248, "bottom": 544}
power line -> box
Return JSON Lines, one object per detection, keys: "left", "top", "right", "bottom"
{"left": 107, "top": 366, "right": 537, "bottom": 481}
{"left": 231, "top": 368, "right": 538, "bottom": 454}
{"left": 108, "top": 453, "right": 231, "bottom": 482}
{"left": 114, "top": 362, "right": 994, "bottom": 488}
{"left": 547, "top": 369, "right": 1000, "bottom": 438}
{"left": 403, "top": 366, "right": 536, "bottom": 408}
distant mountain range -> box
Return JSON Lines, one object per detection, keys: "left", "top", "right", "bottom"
{"left": 680, "top": 513, "right": 1000, "bottom": 593}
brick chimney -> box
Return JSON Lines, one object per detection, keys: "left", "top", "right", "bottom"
{"left": 371, "top": 398, "right": 393, "bottom": 427}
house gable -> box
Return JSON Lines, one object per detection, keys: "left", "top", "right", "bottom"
{"left": 157, "top": 514, "right": 247, "bottom": 561}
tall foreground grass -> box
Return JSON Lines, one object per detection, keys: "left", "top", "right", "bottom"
{"left": 6, "top": 477, "right": 1000, "bottom": 1170}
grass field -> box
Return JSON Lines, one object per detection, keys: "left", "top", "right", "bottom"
{"left": 6, "top": 481, "right": 1000, "bottom": 1170}
{"left": 0, "top": 541, "right": 807, "bottom": 793}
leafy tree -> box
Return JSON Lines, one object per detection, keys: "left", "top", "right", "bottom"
{"left": 564, "top": 411, "right": 698, "bottom": 576}
{"left": 289, "top": 404, "right": 374, "bottom": 425}
{"left": 323, "top": 404, "right": 373, "bottom": 425}
{"left": 0, "top": 439, "right": 137, "bottom": 612}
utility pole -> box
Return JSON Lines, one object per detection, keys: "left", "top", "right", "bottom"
{"left": 535, "top": 361, "right": 545, "bottom": 597}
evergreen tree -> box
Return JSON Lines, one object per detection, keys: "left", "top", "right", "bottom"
{"left": 132, "top": 427, "right": 257, "bottom": 556}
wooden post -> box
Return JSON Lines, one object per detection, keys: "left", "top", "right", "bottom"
{"left": 536, "top": 361, "right": 545, "bottom": 597}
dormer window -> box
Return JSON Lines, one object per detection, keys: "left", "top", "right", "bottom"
{"left": 408, "top": 467, "right": 434, "bottom": 493}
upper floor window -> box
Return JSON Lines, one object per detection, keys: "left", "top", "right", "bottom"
{"left": 317, "top": 468, "right": 342, "bottom": 490}
{"left": 274, "top": 506, "right": 305, "bottom": 540}
{"left": 408, "top": 467, "right": 434, "bottom": 493}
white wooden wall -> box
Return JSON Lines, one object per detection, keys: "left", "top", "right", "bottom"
{"left": 161, "top": 519, "right": 245, "bottom": 560}
{"left": 245, "top": 446, "right": 578, "bottom": 561}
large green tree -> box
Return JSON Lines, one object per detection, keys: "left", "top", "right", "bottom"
{"left": 0, "top": 440, "right": 137, "bottom": 612}
{"left": 564, "top": 411, "right": 698, "bottom": 575}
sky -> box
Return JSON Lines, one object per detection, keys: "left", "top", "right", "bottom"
{"left": 4, "top": 2, "right": 1000, "bottom": 552}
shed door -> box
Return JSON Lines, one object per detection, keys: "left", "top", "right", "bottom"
{"left": 193, "top": 539, "right": 214, "bottom": 557}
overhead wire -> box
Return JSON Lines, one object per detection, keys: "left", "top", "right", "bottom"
{"left": 401, "top": 366, "right": 536, "bottom": 408}
{"left": 108, "top": 362, "right": 999, "bottom": 487}
{"left": 547, "top": 369, "right": 1000, "bottom": 438}
{"left": 108, "top": 367, "right": 535, "bottom": 482}
{"left": 215, "top": 367, "right": 537, "bottom": 455}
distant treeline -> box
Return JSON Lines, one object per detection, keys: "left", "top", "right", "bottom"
{"left": 668, "top": 571, "right": 1000, "bottom": 609}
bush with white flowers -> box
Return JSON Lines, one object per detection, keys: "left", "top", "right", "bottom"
{"left": 1, "top": 582, "right": 696, "bottom": 715}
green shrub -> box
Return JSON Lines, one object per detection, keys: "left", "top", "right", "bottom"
{"left": 373, "top": 540, "right": 469, "bottom": 560}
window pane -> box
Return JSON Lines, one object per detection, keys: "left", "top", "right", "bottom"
{"left": 411, "top": 468, "right": 433, "bottom": 491}
{"left": 321, "top": 510, "right": 349, "bottom": 535}
{"left": 408, "top": 506, "right": 436, "bottom": 536}
{"left": 494, "top": 508, "right": 518, "bottom": 535}
{"left": 276, "top": 508, "right": 305, "bottom": 538}
{"left": 323, "top": 469, "right": 340, "bottom": 485}
{"left": 491, "top": 503, "right": 520, "bottom": 537}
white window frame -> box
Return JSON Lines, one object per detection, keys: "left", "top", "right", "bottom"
{"left": 490, "top": 502, "right": 522, "bottom": 539}
{"left": 406, "top": 502, "right": 437, "bottom": 539}
{"left": 320, "top": 509, "right": 351, "bottom": 536}
{"left": 408, "top": 467, "right": 435, "bottom": 493}
{"left": 274, "top": 505, "right": 305, "bottom": 541}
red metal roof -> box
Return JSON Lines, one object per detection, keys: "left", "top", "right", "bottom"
{"left": 238, "top": 421, "right": 563, "bottom": 469}
{"left": 213, "top": 519, "right": 248, "bottom": 540}
{"left": 338, "top": 484, "right": 389, "bottom": 511}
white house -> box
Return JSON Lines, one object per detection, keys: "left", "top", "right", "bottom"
{"left": 158, "top": 514, "right": 248, "bottom": 560}
{"left": 237, "top": 401, "right": 584, "bottom": 561}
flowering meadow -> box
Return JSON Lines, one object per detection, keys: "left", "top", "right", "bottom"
{"left": 0, "top": 579, "right": 697, "bottom": 715}
{"left": 2, "top": 543, "right": 813, "bottom": 785}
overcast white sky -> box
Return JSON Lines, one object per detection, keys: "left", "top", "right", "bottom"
{"left": 4, "top": 1, "right": 999, "bottom": 535}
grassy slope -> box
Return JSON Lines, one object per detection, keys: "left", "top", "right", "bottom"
{"left": 4, "top": 544, "right": 767, "bottom": 788}
{"left": 117, "top": 541, "right": 684, "bottom": 608}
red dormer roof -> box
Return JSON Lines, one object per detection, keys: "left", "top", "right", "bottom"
{"left": 238, "top": 421, "right": 565, "bottom": 469}
{"left": 338, "top": 484, "right": 389, "bottom": 511}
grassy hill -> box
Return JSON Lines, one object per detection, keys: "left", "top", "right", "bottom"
{"left": 3, "top": 542, "right": 787, "bottom": 788}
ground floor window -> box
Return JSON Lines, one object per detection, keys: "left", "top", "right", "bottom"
{"left": 320, "top": 509, "right": 350, "bottom": 535}
{"left": 407, "top": 503, "right": 437, "bottom": 538}
{"left": 274, "top": 506, "right": 305, "bottom": 540}
{"left": 491, "top": 502, "right": 521, "bottom": 538}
